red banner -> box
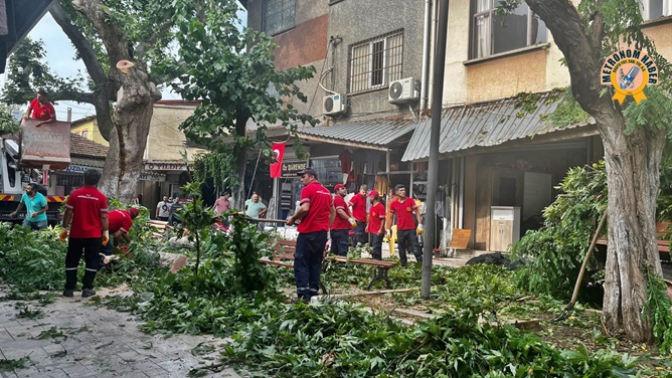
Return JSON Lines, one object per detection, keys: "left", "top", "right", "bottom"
{"left": 270, "top": 142, "right": 285, "bottom": 178}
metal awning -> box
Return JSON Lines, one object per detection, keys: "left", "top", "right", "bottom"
{"left": 402, "top": 92, "right": 596, "bottom": 161}
{"left": 297, "top": 118, "right": 416, "bottom": 151}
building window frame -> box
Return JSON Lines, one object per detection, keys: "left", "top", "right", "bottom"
{"left": 263, "top": 0, "right": 297, "bottom": 36}
{"left": 470, "top": 0, "right": 547, "bottom": 59}
{"left": 348, "top": 30, "right": 404, "bottom": 94}
{"left": 641, "top": 0, "right": 672, "bottom": 20}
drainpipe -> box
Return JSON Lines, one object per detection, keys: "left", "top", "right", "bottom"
{"left": 419, "top": 0, "right": 432, "bottom": 111}
{"left": 458, "top": 156, "right": 465, "bottom": 229}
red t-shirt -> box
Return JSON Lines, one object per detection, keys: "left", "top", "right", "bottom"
{"left": 348, "top": 193, "right": 367, "bottom": 222}
{"left": 28, "top": 99, "right": 56, "bottom": 121}
{"left": 297, "top": 181, "right": 333, "bottom": 233}
{"left": 390, "top": 197, "right": 418, "bottom": 231}
{"left": 108, "top": 210, "right": 133, "bottom": 234}
{"left": 331, "top": 195, "right": 352, "bottom": 230}
{"left": 367, "top": 202, "right": 386, "bottom": 234}
{"left": 65, "top": 186, "right": 108, "bottom": 238}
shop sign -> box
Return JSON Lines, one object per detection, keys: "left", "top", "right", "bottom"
{"left": 140, "top": 172, "right": 166, "bottom": 182}
{"left": 281, "top": 162, "right": 307, "bottom": 178}
{"left": 144, "top": 162, "right": 193, "bottom": 171}
{"left": 62, "top": 165, "right": 102, "bottom": 174}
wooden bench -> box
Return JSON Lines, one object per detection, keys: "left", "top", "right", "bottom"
{"left": 325, "top": 256, "right": 399, "bottom": 290}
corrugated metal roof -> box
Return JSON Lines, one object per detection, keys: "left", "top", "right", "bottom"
{"left": 297, "top": 118, "right": 416, "bottom": 148}
{"left": 402, "top": 92, "right": 594, "bottom": 161}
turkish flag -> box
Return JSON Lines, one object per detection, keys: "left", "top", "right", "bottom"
{"left": 269, "top": 142, "right": 285, "bottom": 178}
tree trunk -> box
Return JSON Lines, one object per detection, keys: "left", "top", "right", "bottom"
{"left": 599, "top": 119, "right": 665, "bottom": 342}
{"left": 98, "top": 72, "right": 161, "bottom": 202}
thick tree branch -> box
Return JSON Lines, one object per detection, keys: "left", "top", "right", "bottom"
{"left": 589, "top": 0, "right": 606, "bottom": 52}
{"left": 49, "top": 2, "right": 107, "bottom": 87}
{"left": 72, "top": 0, "right": 130, "bottom": 64}
{"left": 525, "top": 0, "right": 609, "bottom": 114}
{"left": 50, "top": 90, "right": 95, "bottom": 104}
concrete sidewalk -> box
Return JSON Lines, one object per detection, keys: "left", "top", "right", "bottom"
{"left": 0, "top": 290, "right": 240, "bottom": 378}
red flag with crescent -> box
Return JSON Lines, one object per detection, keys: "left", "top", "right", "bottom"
{"left": 270, "top": 142, "right": 285, "bottom": 178}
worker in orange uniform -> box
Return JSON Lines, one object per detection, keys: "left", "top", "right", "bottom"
{"left": 59, "top": 169, "right": 109, "bottom": 298}
{"left": 101, "top": 207, "right": 140, "bottom": 258}
{"left": 23, "top": 90, "right": 56, "bottom": 127}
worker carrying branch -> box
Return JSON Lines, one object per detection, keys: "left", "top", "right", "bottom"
{"left": 23, "top": 90, "right": 56, "bottom": 127}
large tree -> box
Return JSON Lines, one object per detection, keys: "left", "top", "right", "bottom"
{"left": 2, "top": 1, "right": 258, "bottom": 201}
{"left": 168, "top": 0, "right": 316, "bottom": 208}
{"left": 503, "top": 0, "right": 672, "bottom": 341}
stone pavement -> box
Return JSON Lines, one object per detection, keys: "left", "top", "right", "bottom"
{"left": 0, "top": 291, "right": 241, "bottom": 378}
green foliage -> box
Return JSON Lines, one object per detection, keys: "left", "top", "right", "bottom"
{"left": 623, "top": 86, "right": 672, "bottom": 134}
{"left": 227, "top": 214, "right": 275, "bottom": 293}
{"left": 548, "top": 88, "right": 591, "bottom": 129}
{"left": 178, "top": 180, "right": 220, "bottom": 274}
{"left": 512, "top": 162, "right": 607, "bottom": 300}
{"left": 0, "top": 224, "right": 67, "bottom": 291}
{"left": 0, "top": 356, "right": 33, "bottom": 372}
{"left": 642, "top": 267, "right": 672, "bottom": 354}
{"left": 0, "top": 104, "right": 21, "bottom": 134}
{"left": 169, "top": 0, "right": 317, "bottom": 191}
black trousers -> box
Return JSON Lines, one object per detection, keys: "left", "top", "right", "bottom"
{"left": 330, "top": 229, "right": 350, "bottom": 257}
{"left": 65, "top": 238, "right": 102, "bottom": 290}
{"left": 294, "top": 231, "right": 328, "bottom": 300}
{"left": 396, "top": 229, "right": 422, "bottom": 268}
{"left": 354, "top": 221, "right": 367, "bottom": 246}
{"left": 369, "top": 233, "right": 383, "bottom": 260}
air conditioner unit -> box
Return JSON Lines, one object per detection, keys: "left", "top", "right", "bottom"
{"left": 388, "top": 77, "right": 420, "bottom": 104}
{"left": 323, "top": 93, "right": 346, "bottom": 115}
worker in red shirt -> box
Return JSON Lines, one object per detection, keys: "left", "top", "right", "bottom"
{"left": 59, "top": 169, "right": 109, "bottom": 298}
{"left": 286, "top": 167, "right": 335, "bottom": 303}
{"left": 23, "top": 90, "right": 56, "bottom": 127}
{"left": 101, "top": 207, "right": 140, "bottom": 257}
{"left": 367, "top": 190, "right": 386, "bottom": 260}
{"left": 348, "top": 184, "right": 368, "bottom": 247}
{"left": 331, "top": 184, "right": 356, "bottom": 262}
{"left": 386, "top": 184, "right": 423, "bottom": 268}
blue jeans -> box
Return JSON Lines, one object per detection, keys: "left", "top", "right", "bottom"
{"left": 294, "top": 231, "right": 328, "bottom": 300}
{"left": 22, "top": 218, "right": 47, "bottom": 230}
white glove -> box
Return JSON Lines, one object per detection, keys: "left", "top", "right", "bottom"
{"left": 349, "top": 218, "right": 357, "bottom": 228}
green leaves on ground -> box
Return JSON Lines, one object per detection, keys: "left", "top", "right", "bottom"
{"left": 0, "top": 356, "right": 33, "bottom": 372}
{"left": 512, "top": 162, "right": 607, "bottom": 300}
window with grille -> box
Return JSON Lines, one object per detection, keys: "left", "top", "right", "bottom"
{"left": 470, "top": 0, "right": 547, "bottom": 59}
{"left": 264, "top": 0, "right": 296, "bottom": 36}
{"left": 641, "top": 0, "right": 672, "bottom": 20}
{"left": 349, "top": 31, "right": 403, "bottom": 94}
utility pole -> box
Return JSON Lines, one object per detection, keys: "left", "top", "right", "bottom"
{"left": 422, "top": 0, "right": 449, "bottom": 299}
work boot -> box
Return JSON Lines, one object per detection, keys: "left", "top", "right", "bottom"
{"left": 82, "top": 288, "right": 96, "bottom": 298}
{"left": 62, "top": 290, "right": 74, "bottom": 298}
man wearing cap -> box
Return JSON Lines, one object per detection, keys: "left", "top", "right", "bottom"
{"left": 331, "top": 184, "right": 356, "bottom": 261}
{"left": 101, "top": 207, "right": 140, "bottom": 258}
{"left": 367, "top": 190, "right": 386, "bottom": 260}
{"left": 348, "top": 184, "right": 368, "bottom": 246}
{"left": 386, "top": 184, "right": 423, "bottom": 268}
{"left": 286, "top": 167, "right": 335, "bottom": 303}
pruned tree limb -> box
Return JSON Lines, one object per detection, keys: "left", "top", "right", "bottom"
{"left": 71, "top": 0, "right": 130, "bottom": 64}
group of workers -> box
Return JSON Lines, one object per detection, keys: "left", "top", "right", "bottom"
{"left": 286, "top": 167, "right": 425, "bottom": 303}
{"left": 9, "top": 170, "right": 139, "bottom": 298}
